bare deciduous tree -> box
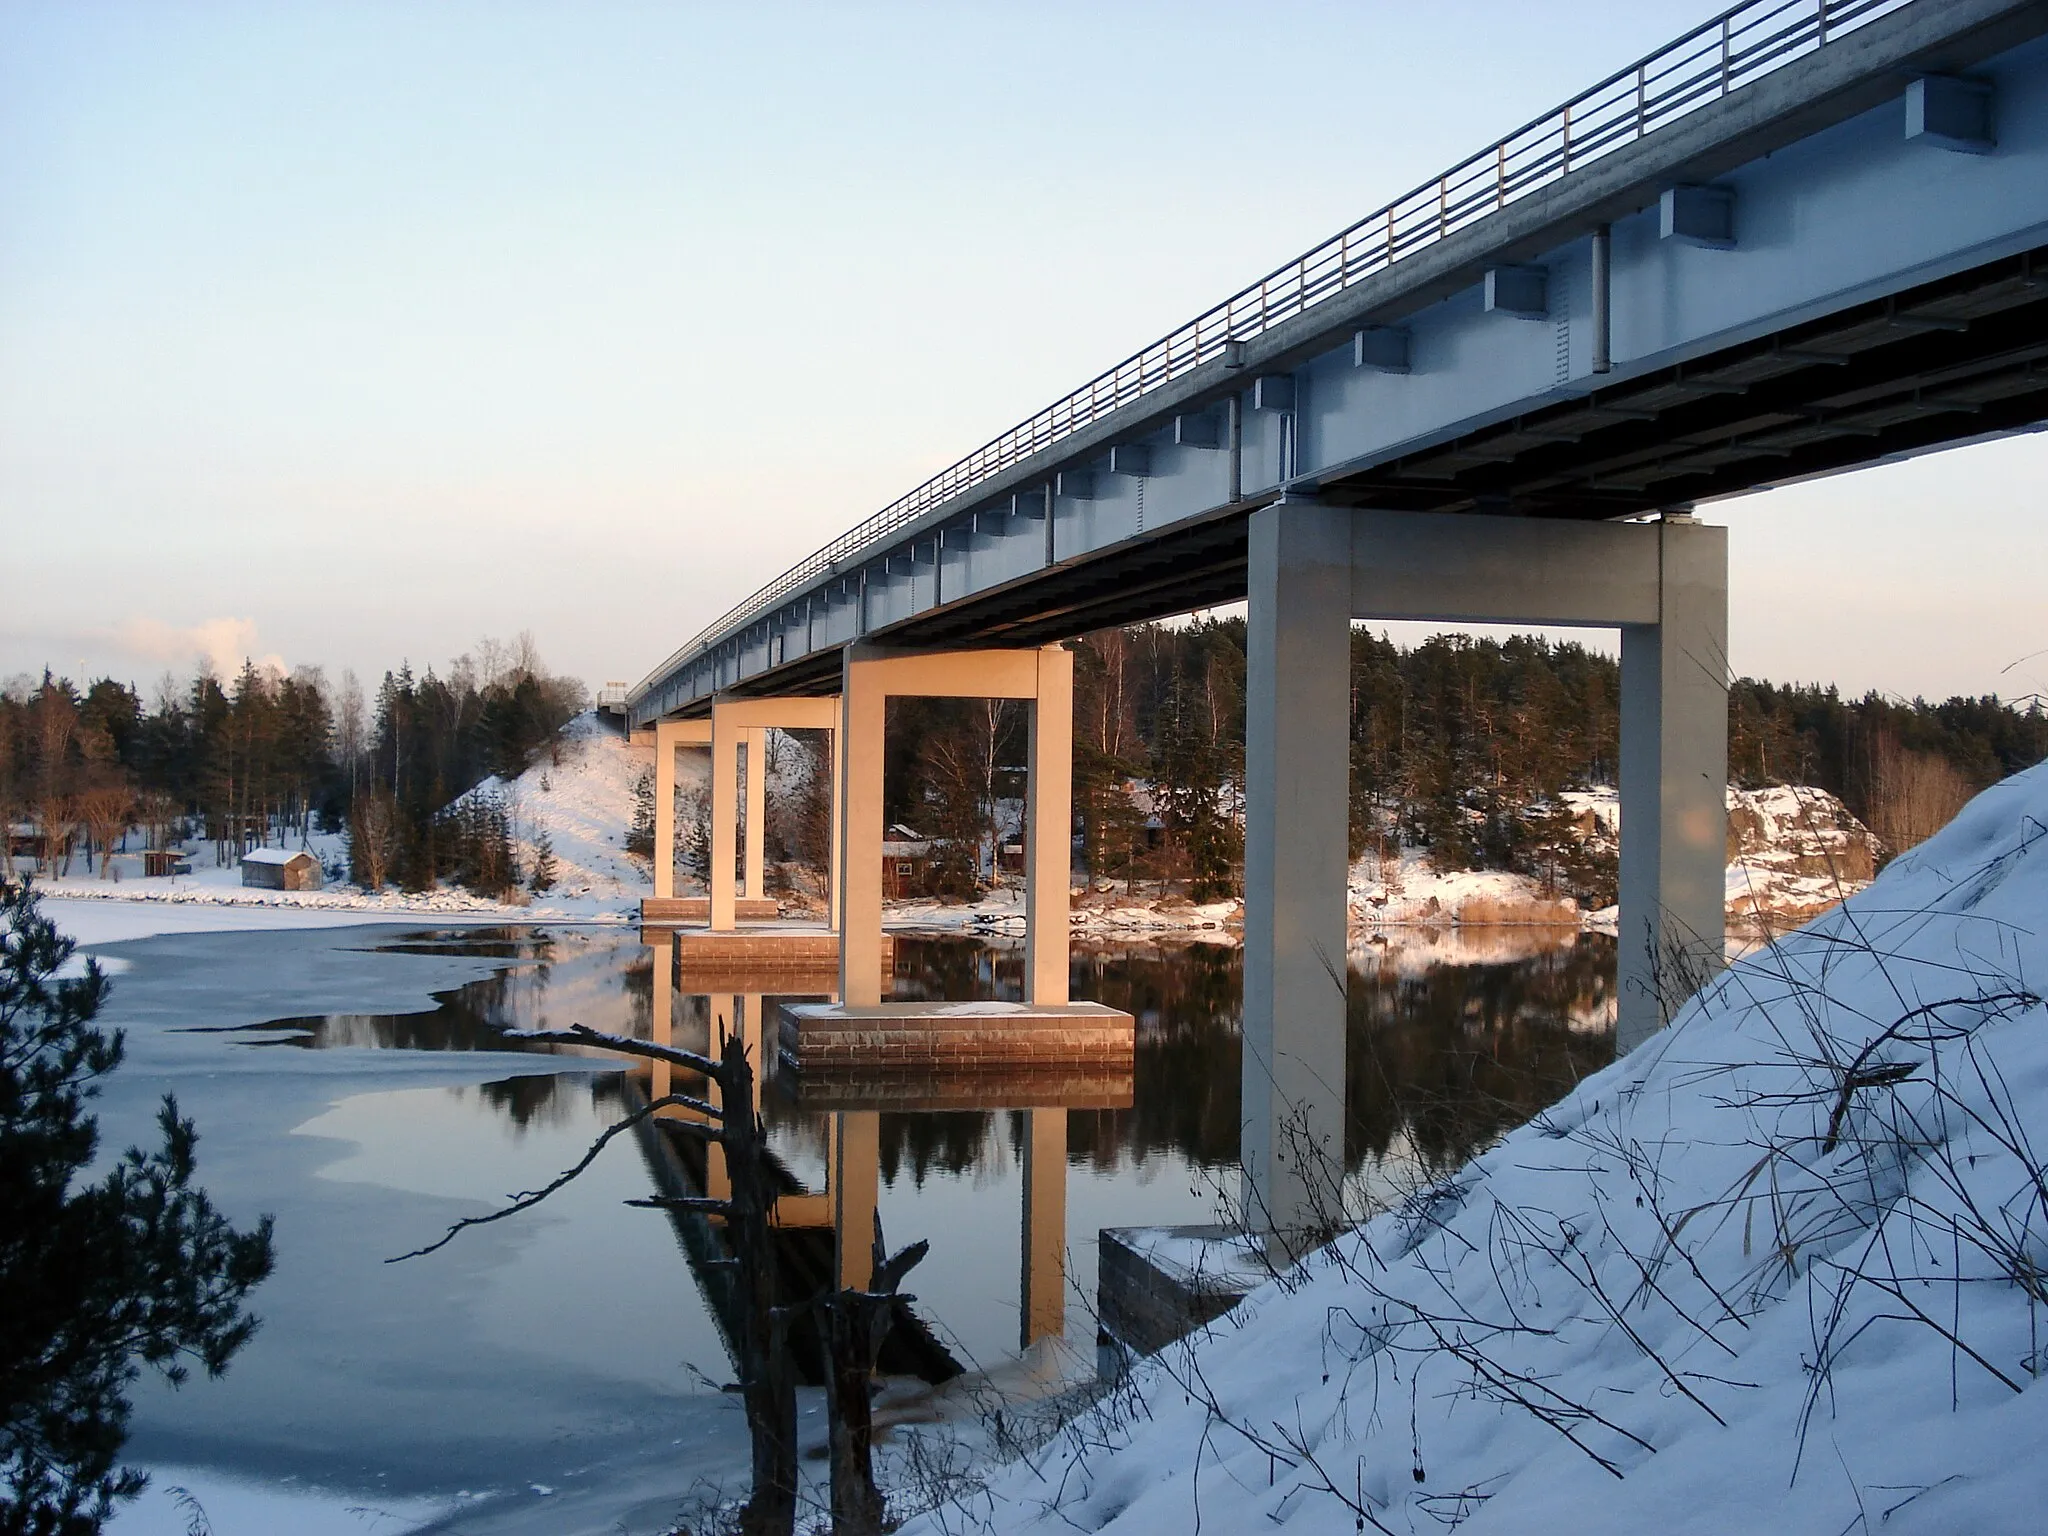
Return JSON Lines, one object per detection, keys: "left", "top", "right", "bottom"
{"left": 73, "top": 778, "right": 133, "bottom": 879}
{"left": 1865, "top": 730, "right": 1974, "bottom": 858}
{"left": 30, "top": 680, "right": 80, "bottom": 875}
{"left": 348, "top": 788, "right": 400, "bottom": 889}
{"left": 336, "top": 669, "right": 366, "bottom": 802}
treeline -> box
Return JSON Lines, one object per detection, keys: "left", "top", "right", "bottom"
{"left": 11, "top": 621, "right": 2039, "bottom": 903}
{"left": 0, "top": 634, "right": 585, "bottom": 894}
{"left": 345, "top": 637, "right": 585, "bottom": 892}
{"left": 859, "top": 622, "right": 2045, "bottom": 904}
{"left": 0, "top": 666, "right": 338, "bottom": 877}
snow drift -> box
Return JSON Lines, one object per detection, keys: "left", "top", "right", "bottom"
{"left": 912, "top": 764, "right": 2048, "bottom": 1535}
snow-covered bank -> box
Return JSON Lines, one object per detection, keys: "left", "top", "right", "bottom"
{"left": 24, "top": 714, "right": 660, "bottom": 931}
{"left": 35, "top": 896, "right": 513, "bottom": 948}
{"left": 888, "top": 888, "right": 1243, "bottom": 940}
{"left": 906, "top": 764, "right": 2048, "bottom": 1536}
{"left": 890, "top": 783, "right": 1879, "bottom": 945}
{"left": 28, "top": 714, "right": 1881, "bottom": 948}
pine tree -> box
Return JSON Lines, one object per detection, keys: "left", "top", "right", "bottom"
{"left": 529, "top": 828, "right": 558, "bottom": 895}
{"left": 626, "top": 767, "right": 654, "bottom": 858}
{"left": 0, "top": 883, "right": 274, "bottom": 1532}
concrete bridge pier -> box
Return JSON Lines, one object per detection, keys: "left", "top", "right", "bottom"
{"left": 819, "top": 642, "right": 1104, "bottom": 1322}
{"left": 835, "top": 644, "right": 1075, "bottom": 1006}
{"left": 646, "top": 700, "right": 844, "bottom": 928}
{"left": 708, "top": 722, "right": 767, "bottom": 928}
{"left": 650, "top": 718, "right": 712, "bottom": 912}
{"left": 708, "top": 695, "right": 841, "bottom": 929}
{"left": 1242, "top": 502, "right": 1727, "bottom": 1254}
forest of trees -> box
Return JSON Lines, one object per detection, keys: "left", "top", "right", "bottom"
{"left": 867, "top": 621, "right": 2047, "bottom": 906}
{"left": 0, "top": 634, "right": 585, "bottom": 896}
{"left": 5, "top": 621, "right": 2042, "bottom": 907}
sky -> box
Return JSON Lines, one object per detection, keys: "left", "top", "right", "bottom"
{"left": 2, "top": 0, "right": 2043, "bottom": 709}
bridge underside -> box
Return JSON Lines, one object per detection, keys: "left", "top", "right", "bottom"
{"left": 621, "top": 2, "right": 2048, "bottom": 1254}
{"left": 707, "top": 242, "right": 2047, "bottom": 701}
{"left": 638, "top": 2, "right": 2048, "bottom": 721}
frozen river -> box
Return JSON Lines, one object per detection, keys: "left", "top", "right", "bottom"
{"left": 55, "top": 908, "right": 1613, "bottom": 1535}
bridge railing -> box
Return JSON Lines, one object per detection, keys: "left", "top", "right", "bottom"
{"left": 638, "top": 0, "right": 1911, "bottom": 699}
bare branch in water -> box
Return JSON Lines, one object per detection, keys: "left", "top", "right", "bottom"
{"left": 385, "top": 1092, "right": 718, "bottom": 1262}
{"left": 626, "top": 1195, "right": 733, "bottom": 1213}
{"left": 501, "top": 1021, "right": 723, "bottom": 1078}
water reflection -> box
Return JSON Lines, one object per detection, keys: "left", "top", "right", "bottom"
{"left": 231, "top": 925, "right": 1612, "bottom": 1384}
{"left": 467, "top": 1070, "right": 632, "bottom": 1132}
{"left": 883, "top": 931, "right": 1614, "bottom": 1181}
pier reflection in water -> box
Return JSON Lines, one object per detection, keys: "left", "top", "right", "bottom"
{"left": 641, "top": 931, "right": 1110, "bottom": 1361}
{"left": 233, "top": 923, "right": 1614, "bottom": 1387}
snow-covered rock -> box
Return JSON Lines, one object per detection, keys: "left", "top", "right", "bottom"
{"left": 1555, "top": 782, "right": 1884, "bottom": 934}
{"left": 1724, "top": 783, "right": 1882, "bottom": 932}
{"left": 909, "top": 763, "right": 2048, "bottom": 1536}
{"left": 1349, "top": 853, "right": 1579, "bottom": 928}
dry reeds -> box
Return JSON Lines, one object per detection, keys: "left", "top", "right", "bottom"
{"left": 1452, "top": 894, "right": 1579, "bottom": 927}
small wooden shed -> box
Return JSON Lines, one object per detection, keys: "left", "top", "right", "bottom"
{"left": 241, "top": 847, "right": 322, "bottom": 891}
{"left": 880, "top": 825, "right": 933, "bottom": 898}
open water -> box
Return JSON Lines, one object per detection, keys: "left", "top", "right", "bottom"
{"left": 78, "top": 921, "right": 1613, "bottom": 1533}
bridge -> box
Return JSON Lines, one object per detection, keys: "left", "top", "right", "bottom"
{"left": 627, "top": 0, "right": 2048, "bottom": 1252}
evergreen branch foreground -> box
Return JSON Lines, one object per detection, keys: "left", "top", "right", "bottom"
{"left": 0, "top": 883, "right": 274, "bottom": 1536}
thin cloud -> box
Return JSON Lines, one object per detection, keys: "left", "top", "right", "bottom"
{"left": 114, "top": 617, "right": 286, "bottom": 679}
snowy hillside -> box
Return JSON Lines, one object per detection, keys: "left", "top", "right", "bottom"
{"left": 910, "top": 764, "right": 2048, "bottom": 1536}
{"left": 462, "top": 710, "right": 698, "bottom": 903}
{"left": 32, "top": 713, "right": 686, "bottom": 925}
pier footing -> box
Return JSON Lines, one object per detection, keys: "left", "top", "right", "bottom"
{"left": 777, "top": 1000, "right": 1133, "bottom": 1070}
{"left": 641, "top": 896, "right": 782, "bottom": 925}
{"left": 647, "top": 927, "right": 894, "bottom": 972}
{"left": 1098, "top": 1225, "right": 1266, "bottom": 1362}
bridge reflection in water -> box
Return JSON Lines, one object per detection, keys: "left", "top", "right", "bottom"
{"left": 638, "top": 928, "right": 1134, "bottom": 1374}
{"left": 229, "top": 925, "right": 1617, "bottom": 1389}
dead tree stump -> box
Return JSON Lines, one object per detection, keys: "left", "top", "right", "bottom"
{"left": 816, "top": 1214, "right": 928, "bottom": 1536}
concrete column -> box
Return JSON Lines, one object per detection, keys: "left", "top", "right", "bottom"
{"left": 711, "top": 716, "right": 740, "bottom": 931}
{"left": 832, "top": 1111, "right": 881, "bottom": 1290}
{"left": 1241, "top": 501, "right": 1353, "bottom": 1257}
{"left": 1026, "top": 645, "right": 1074, "bottom": 1006}
{"left": 1020, "top": 1108, "right": 1067, "bottom": 1348}
{"left": 1618, "top": 520, "right": 1728, "bottom": 1051}
{"left": 743, "top": 727, "right": 766, "bottom": 900}
{"left": 838, "top": 658, "right": 887, "bottom": 1005}
{"left": 653, "top": 722, "right": 679, "bottom": 901}
{"left": 648, "top": 929, "right": 674, "bottom": 1102}
{"left": 829, "top": 717, "right": 846, "bottom": 933}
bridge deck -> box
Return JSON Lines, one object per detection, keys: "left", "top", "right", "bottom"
{"left": 632, "top": 0, "right": 2048, "bottom": 722}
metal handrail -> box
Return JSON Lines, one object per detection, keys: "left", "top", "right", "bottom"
{"left": 637, "top": 0, "right": 1910, "bottom": 699}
